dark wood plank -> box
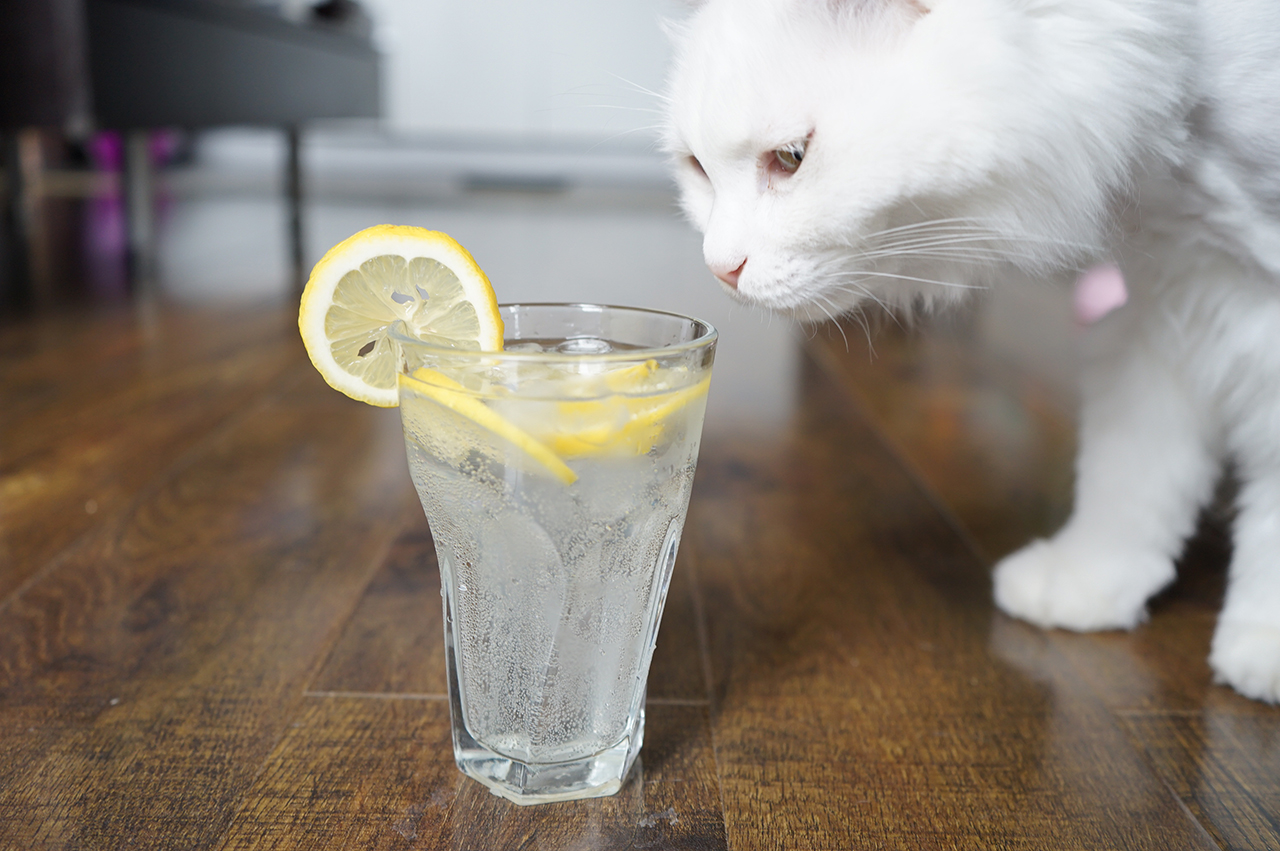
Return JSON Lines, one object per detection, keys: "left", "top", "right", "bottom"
{"left": 0, "top": 305, "right": 301, "bottom": 600}
{"left": 6, "top": 296, "right": 1279, "bottom": 849}
{"left": 0, "top": 342, "right": 415, "bottom": 847}
{"left": 1121, "top": 711, "right": 1280, "bottom": 851}
{"left": 215, "top": 699, "right": 726, "bottom": 850}
{"left": 297, "top": 513, "right": 721, "bottom": 848}
{"left": 213, "top": 697, "right": 463, "bottom": 850}
{"left": 807, "top": 310, "right": 1243, "bottom": 711}
{"left": 809, "top": 304, "right": 1280, "bottom": 849}
{"left": 307, "top": 523, "right": 448, "bottom": 698}
{"left": 691, "top": 352, "right": 1218, "bottom": 850}
{"left": 0, "top": 305, "right": 291, "bottom": 431}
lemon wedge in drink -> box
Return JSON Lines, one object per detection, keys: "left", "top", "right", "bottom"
{"left": 298, "top": 225, "right": 504, "bottom": 407}
{"left": 546, "top": 363, "right": 711, "bottom": 458}
{"left": 401, "top": 367, "right": 579, "bottom": 485}
{"left": 400, "top": 360, "right": 709, "bottom": 483}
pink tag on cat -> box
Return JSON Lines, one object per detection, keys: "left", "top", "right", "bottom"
{"left": 1074, "top": 263, "right": 1127, "bottom": 325}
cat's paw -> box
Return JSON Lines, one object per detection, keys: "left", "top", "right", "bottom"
{"left": 992, "top": 538, "right": 1173, "bottom": 632}
{"left": 1209, "top": 620, "right": 1280, "bottom": 704}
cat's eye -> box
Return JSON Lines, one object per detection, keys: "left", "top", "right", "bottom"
{"left": 687, "top": 155, "right": 707, "bottom": 178}
{"left": 773, "top": 147, "right": 803, "bottom": 173}
{"left": 763, "top": 137, "right": 809, "bottom": 189}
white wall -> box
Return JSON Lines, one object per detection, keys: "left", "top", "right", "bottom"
{"left": 360, "top": 0, "right": 685, "bottom": 147}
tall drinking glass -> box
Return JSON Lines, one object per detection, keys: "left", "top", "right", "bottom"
{"left": 392, "top": 304, "right": 716, "bottom": 805}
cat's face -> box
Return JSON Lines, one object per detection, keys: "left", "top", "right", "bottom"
{"left": 664, "top": 0, "right": 1190, "bottom": 320}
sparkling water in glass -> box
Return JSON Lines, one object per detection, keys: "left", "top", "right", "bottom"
{"left": 393, "top": 304, "right": 716, "bottom": 804}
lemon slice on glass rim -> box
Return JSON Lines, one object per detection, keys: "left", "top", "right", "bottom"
{"left": 298, "top": 225, "right": 504, "bottom": 407}
{"left": 299, "top": 226, "right": 710, "bottom": 486}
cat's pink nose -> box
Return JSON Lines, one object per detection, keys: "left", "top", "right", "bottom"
{"left": 711, "top": 259, "right": 746, "bottom": 289}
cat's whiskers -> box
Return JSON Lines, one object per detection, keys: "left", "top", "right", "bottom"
{"left": 860, "top": 215, "right": 992, "bottom": 237}
{"left": 575, "top": 103, "right": 668, "bottom": 117}
{"left": 826, "top": 224, "right": 1096, "bottom": 290}
{"left": 866, "top": 232, "right": 1075, "bottom": 255}
{"left": 862, "top": 232, "right": 1019, "bottom": 254}
{"left": 606, "top": 72, "right": 673, "bottom": 105}
{"left": 870, "top": 235, "right": 1090, "bottom": 259}
{"left": 856, "top": 243, "right": 1018, "bottom": 264}
{"left": 837, "top": 289, "right": 889, "bottom": 354}
{"left": 587, "top": 125, "right": 669, "bottom": 152}
{"left": 809, "top": 292, "right": 854, "bottom": 351}
{"left": 859, "top": 217, "right": 1097, "bottom": 257}
{"left": 801, "top": 263, "right": 916, "bottom": 332}
{"left": 805, "top": 290, "right": 875, "bottom": 355}
{"left": 829, "top": 268, "right": 987, "bottom": 292}
{"left": 865, "top": 236, "right": 1085, "bottom": 263}
{"left": 829, "top": 276, "right": 903, "bottom": 330}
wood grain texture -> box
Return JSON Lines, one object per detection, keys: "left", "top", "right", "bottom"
{"left": 2, "top": 302, "right": 1278, "bottom": 849}
{"left": 214, "top": 699, "right": 726, "bottom": 851}
{"left": 0, "top": 306, "right": 301, "bottom": 599}
{"left": 296, "top": 520, "right": 723, "bottom": 849}
{"left": 808, "top": 314, "right": 1280, "bottom": 849}
{"left": 1121, "top": 711, "right": 1280, "bottom": 851}
{"left": 0, "top": 306, "right": 417, "bottom": 846}
{"left": 691, "top": 356, "right": 1219, "bottom": 850}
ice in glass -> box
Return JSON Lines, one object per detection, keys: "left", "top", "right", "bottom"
{"left": 392, "top": 304, "right": 716, "bottom": 804}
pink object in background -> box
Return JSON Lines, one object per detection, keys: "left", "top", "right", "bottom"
{"left": 1074, "top": 263, "right": 1128, "bottom": 325}
{"left": 82, "top": 130, "right": 182, "bottom": 298}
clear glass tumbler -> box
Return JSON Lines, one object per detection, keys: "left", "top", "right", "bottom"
{"left": 393, "top": 304, "right": 717, "bottom": 804}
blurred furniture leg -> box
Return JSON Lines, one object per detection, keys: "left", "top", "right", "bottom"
{"left": 1, "top": 0, "right": 88, "bottom": 309}
{"left": 81, "top": 0, "right": 378, "bottom": 300}
{"left": 286, "top": 124, "right": 305, "bottom": 295}
{"left": 1, "top": 133, "right": 32, "bottom": 307}
{"left": 2, "top": 129, "right": 56, "bottom": 308}
{"left": 123, "top": 129, "right": 156, "bottom": 295}
{"left": 3, "top": 0, "right": 377, "bottom": 306}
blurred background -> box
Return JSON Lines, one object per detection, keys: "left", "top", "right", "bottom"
{"left": 0, "top": 0, "right": 1078, "bottom": 430}
{"left": 0, "top": 0, "right": 811, "bottom": 423}
{"left": 1, "top": 0, "right": 687, "bottom": 303}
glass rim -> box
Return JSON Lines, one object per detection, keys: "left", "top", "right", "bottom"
{"left": 388, "top": 302, "right": 719, "bottom": 363}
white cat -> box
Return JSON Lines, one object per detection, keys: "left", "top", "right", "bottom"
{"left": 663, "top": 0, "right": 1280, "bottom": 703}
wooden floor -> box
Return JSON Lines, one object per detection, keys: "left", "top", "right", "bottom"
{"left": 1, "top": 298, "right": 1277, "bottom": 850}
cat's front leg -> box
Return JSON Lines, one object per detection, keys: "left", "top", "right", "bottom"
{"left": 994, "top": 324, "right": 1219, "bottom": 631}
{"left": 1210, "top": 470, "right": 1280, "bottom": 703}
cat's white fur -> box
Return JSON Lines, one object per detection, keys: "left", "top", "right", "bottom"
{"left": 664, "top": 0, "right": 1280, "bottom": 702}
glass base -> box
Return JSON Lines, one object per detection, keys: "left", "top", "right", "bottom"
{"left": 451, "top": 713, "right": 644, "bottom": 805}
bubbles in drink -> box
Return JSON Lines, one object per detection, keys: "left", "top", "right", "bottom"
{"left": 401, "top": 341, "right": 709, "bottom": 764}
